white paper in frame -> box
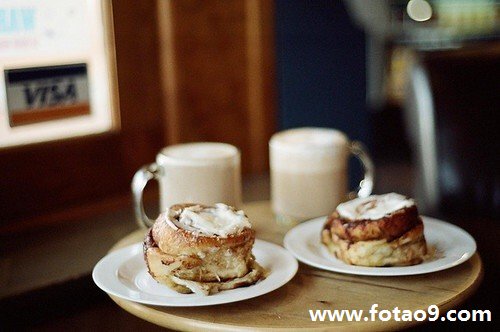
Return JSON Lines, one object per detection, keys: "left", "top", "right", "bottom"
{"left": 0, "top": 0, "right": 119, "bottom": 149}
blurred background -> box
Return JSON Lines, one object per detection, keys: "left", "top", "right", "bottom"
{"left": 1, "top": 0, "right": 499, "bottom": 330}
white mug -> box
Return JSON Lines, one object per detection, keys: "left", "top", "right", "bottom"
{"left": 132, "top": 142, "right": 242, "bottom": 228}
{"left": 270, "top": 127, "right": 374, "bottom": 224}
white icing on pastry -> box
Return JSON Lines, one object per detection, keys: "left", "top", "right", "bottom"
{"left": 171, "top": 203, "right": 251, "bottom": 237}
{"left": 337, "top": 193, "right": 414, "bottom": 220}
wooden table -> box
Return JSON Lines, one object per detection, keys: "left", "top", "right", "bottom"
{"left": 108, "top": 201, "right": 483, "bottom": 331}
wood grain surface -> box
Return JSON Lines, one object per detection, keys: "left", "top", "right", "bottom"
{"left": 108, "top": 201, "right": 483, "bottom": 331}
{"left": 156, "top": 0, "right": 276, "bottom": 174}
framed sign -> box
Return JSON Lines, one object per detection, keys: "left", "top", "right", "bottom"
{"left": 0, "top": 0, "right": 119, "bottom": 148}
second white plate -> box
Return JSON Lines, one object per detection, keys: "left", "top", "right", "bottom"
{"left": 283, "top": 216, "right": 476, "bottom": 276}
{"left": 93, "top": 239, "right": 298, "bottom": 306}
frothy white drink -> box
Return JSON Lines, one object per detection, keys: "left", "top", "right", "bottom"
{"left": 161, "top": 143, "right": 238, "bottom": 164}
{"left": 157, "top": 143, "right": 242, "bottom": 211}
{"left": 270, "top": 128, "right": 350, "bottom": 221}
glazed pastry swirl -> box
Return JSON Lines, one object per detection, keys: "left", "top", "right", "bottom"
{"left": 321, "top": 193, "right": 427, "bottom": 267}
{"left": 144, "top": 203, "right": 266, "bottom": 295}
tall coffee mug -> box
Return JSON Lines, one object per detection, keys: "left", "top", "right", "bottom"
{"left": 132, "top": 142, "right": 242, "bottom": 228}
{"left": 270, "top": 127, "right": 374, "bottom": 224}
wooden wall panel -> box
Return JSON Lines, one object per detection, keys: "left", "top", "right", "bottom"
{"left": 0, "top": 0, "right": 277, "bottom": 232}
{"left": 246, "top": 0, "right": 277, "bottom": 172}
{"left": 157, "top": 0, "right": 276, "bottom": 173}
{"left": 0, "top": 1, "right": 165, "bottom": 232}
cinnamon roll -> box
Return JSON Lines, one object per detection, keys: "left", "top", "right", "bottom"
{"left": 143, "top": 203, "right": 266, "bottom": 295}
{"left": 321, "top": 193, "right": 427, "bottom": 266}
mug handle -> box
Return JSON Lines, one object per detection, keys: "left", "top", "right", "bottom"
{"left": 348, "top": 141, "right": 374, "bottom": 199}
{"left": 132, "top": 163, "right": 160, "bottom": 228}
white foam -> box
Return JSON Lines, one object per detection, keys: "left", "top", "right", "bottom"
{"left": 270, "top": 127, "right": 348, "bottom": 151}
{"left": 171, "top": 204, "right": 251, "bottom": 237}
{"left": 159, "top": 143, "right": 239, "bottom": 165}
{"left": 269, "top": 128, "right": 349, "bottom": 172}
{"left": 337, "top": 193, "right": 415, "bottom": 220}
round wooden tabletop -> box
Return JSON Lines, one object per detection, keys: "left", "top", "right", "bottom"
{"left": 108, "top": 201, "right": 483, "bottom": 331}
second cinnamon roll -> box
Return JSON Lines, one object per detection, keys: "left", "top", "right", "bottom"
{"left": 321, "top": 193, "right": 428, "bottom": 267}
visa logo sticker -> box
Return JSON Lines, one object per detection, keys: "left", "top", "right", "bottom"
{"left": 5, "top": 63, "right": 90, "bottom": 126}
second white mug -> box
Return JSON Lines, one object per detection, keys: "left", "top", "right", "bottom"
{"left": 270, "top": 127, "right": 374, "bottom": 224}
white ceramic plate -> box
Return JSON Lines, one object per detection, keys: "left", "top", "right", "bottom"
{"left": 284, "top": 216, "right": 476, "bottom": 276}
{"left": 93, "top": 239, "right": 298, "bottom": 306}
